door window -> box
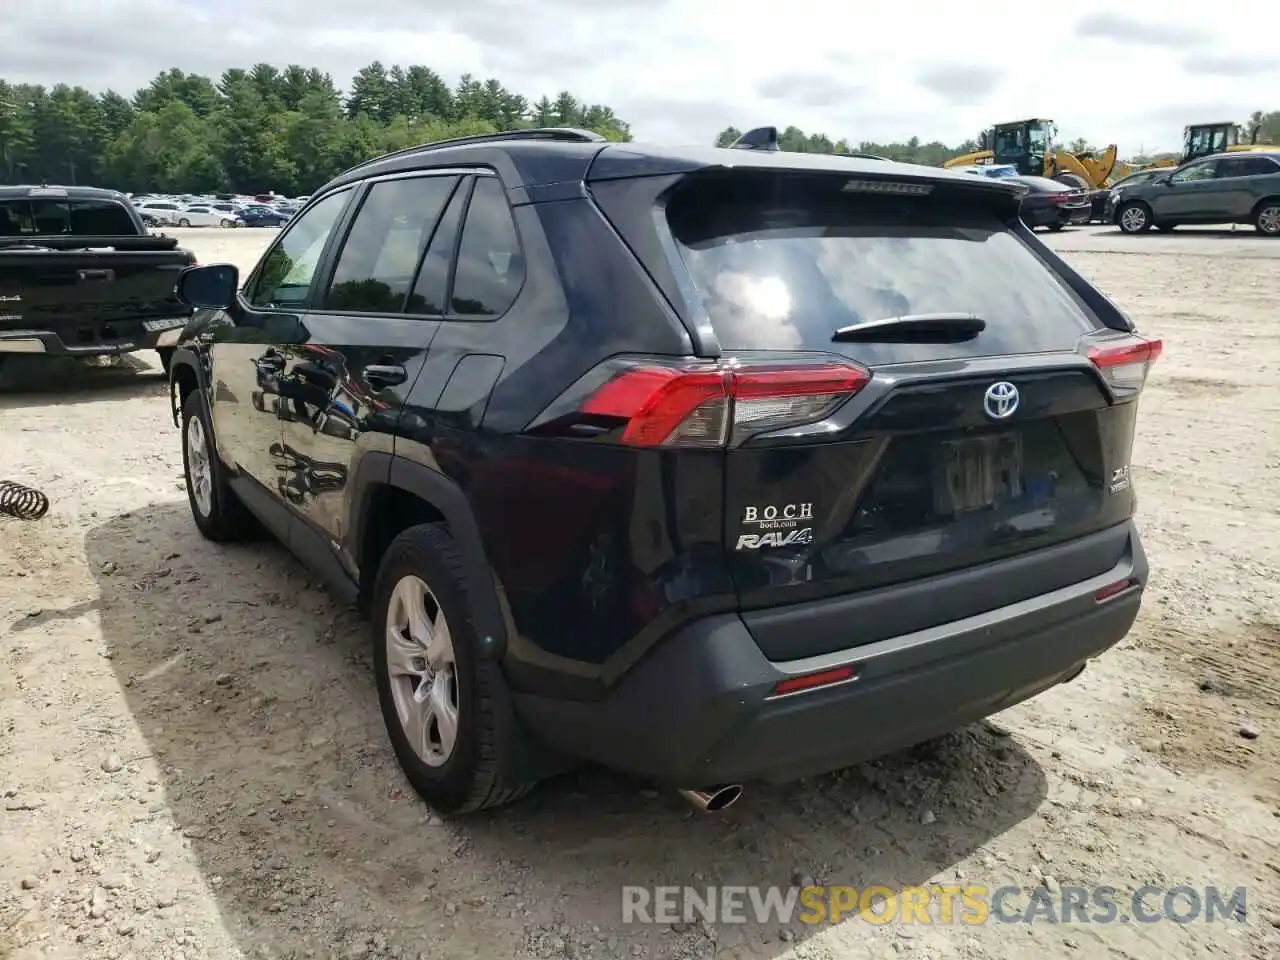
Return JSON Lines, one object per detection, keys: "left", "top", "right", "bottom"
{"left": 322, "top": 175, "right": 459, "bottom": 314}
{"left": 1215, "top": 156, "right": 1280, "bottom": 178}
{"left": 1170, "top": 161, "right": 1216, "bottom": 183}
{"left": 449, "top": 176, "right": 525, "bottom": 319}
{"left": 406, "top": 179, "right": 469, "bottom": 316}
{"left": 248, "top": 189, "right": 350, "bottom": 309}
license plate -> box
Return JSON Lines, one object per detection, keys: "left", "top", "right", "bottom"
{"left": 933, "top": 433, "right": 1024, "bottom": 515}
{"left": 142, "top": 317, "right": 185, "bottom": 332}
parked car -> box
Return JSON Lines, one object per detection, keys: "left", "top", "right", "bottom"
{"left": 1009, "top": 175, "right": 1091, "bottom": 230}
{"left": 955, "top": 163, "right": 1021, "bottom": 179}
{"left": 1103, "top": 169, "right": 1181, "bottom": 223}
{"left": 237, "top": 204, "right": 290, "bottom": 227}
{"left": 134, "top": 200, "right": 183, "bottom": 226}
{"left": 166, "top": 128, "right": 1157, "bottom": 815}
{"left": 0, "top": 185, "right": 195, "bottom": 374}
{"left": 1113, "top": 151, "right": 1280, "bottom": 234}
{"left": 176, "top": 205, "right": 243, "bottom": 228}
{"left": 204, "top": 202, "right": 243, "bottom": 221}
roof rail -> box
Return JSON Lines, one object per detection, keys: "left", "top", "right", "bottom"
{"left": 340, "top": 127, "right": 608, "bottom": 175}
{"left": 729, "top": 127, "right": 779, "bottom": 151}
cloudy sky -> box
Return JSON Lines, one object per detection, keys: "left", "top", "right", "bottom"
{"left": 2, "top": 0, "right": 1274, "bottom": 153}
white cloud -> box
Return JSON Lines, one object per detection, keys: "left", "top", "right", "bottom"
{"left": 1, "top": 0, "right": 1276, "bottom": 155}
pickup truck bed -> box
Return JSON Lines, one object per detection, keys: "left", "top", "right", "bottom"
{"left": 0, "top": 186, "right": 196, "bottom": 366}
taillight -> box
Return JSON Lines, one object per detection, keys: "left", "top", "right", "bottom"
{"left": 1087, "top": 335, "right": 1162, "bottom": 398}
{"left": 577, "top": 359, "right": 870, "bottom": 447}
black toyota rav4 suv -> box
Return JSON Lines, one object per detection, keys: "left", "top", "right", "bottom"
{"left": 168, "top": 127, "right": 1158, "bottom": 814}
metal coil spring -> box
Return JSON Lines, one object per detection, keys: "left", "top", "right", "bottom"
{"left": 0, "top": 480, "right": 49, "bottom": 521}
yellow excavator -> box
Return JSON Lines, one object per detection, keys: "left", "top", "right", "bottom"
{"left": 943, "top": 118, "right": 1120, "bottom": 189}
{"left": 1140, "top": 122, "right": 1273, "bottom": 169}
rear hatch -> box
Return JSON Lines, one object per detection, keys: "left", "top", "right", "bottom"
{"left": 586, "top": 162, "right": 1159, "bottom": 661}
{"left": 0, "top": 194, "right": 193, "bottom": 347}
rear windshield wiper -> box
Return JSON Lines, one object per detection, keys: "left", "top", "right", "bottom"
{"left": 831, "top": 312, "right": 986, "bottom": 343}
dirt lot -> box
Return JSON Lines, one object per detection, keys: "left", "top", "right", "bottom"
{"left": 2, "top": 226, "right": 1279, "bottom": 960}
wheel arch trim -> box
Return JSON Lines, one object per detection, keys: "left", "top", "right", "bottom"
{"left": 349, "top": 452, "right": 508, "bottom": 661}
{"left": 168, "top": 346, "right": 209, "bottom": 427}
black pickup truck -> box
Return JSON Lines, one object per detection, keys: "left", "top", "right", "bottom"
{"left": 0, "top": 185, "right": 195, "bottom": 374}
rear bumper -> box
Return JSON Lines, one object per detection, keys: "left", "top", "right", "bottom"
{"left": 0, "top": 318, "right": 188, "bottom": 356}
{"left": 514, "top": 523, "right": 1146, "bottom": 785}
{"left": 1024, "top": 204, "right": 1090, "bottom": 228}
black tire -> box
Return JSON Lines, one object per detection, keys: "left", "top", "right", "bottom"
{"left": 178, "top": 218, "right": 191, "bottom": 227}
{"left": 157, "top": 347, "right": 174, "bottom": 375}
{"left": 1048, "top": 223, "right": 1065, "bottom": 232}
{"left": 1254, "top": 200, "right": 1280, "bottom": 236}
{"left": 180, "top": 390, "right": 256, "bottom": 542}
{"left": 372, "top": 523, "right": 536, "bottom": 814}
{"left": 1117, "top": 201, "right": 1152, "bottom": 234}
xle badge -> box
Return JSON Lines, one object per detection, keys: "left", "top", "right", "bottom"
{"left": 1109, "top": 466, "right": 1131, "bottom": 495}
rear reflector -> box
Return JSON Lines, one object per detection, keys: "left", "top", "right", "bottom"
{"left": 580, "top": 360, "right": 870, "bottom": 447}
{"left": 1087, "top": 335, "right": 1162, "bottom": 397}
{"left": 772, "top": 664, "right": 858, "bottom": 697}
{"left": 1094, "top": 578, "right": 1135, "bottom": 602}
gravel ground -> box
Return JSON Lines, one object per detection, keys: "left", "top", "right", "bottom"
{"left": 2, "top": 226, "right": 1279, "bottom": 960}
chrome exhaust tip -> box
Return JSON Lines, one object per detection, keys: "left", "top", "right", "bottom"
{"left": 677, "top": 784, "right": 743, "bottom": 813}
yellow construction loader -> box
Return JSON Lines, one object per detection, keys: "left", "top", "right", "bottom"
{"left": 1140, "top": 122, "right": 1273, "bottom": 169}
{"left": 943, "top": 119, "right": 1121, "bottom": 189}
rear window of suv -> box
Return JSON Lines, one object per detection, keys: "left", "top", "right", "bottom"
{"left": 663, "top": 172, "right": 1098, "bottom": 361}
{"left": 0, "top": 197, "right": 138, "bottom": 236}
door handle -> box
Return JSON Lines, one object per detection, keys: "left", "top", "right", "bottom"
{"left": 255, "top": 351, "right": 285, "bottom": 374}
{"left": 364, "top": 364, "right": 407, "bottom": 388}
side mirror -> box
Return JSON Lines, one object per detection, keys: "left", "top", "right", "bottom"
{"left": 176, "top": 263, "right": 239, "bottom": 310}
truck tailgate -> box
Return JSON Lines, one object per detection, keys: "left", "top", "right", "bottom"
{"left": 0, "top": 249, "right": 193, "bottom": 348}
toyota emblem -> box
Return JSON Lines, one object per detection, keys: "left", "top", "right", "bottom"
{"left": 983, "top": 381, "right": 1020, "bottom": 419}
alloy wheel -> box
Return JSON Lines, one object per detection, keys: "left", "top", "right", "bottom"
{"left": 185, "top": 415, "right": 213, "bottom": 517}
{"left": 1120, "top": 206, "right": 1147, "bottom": 233}
{"left": 385, "top": 574, "right": 460, "bottom": 767}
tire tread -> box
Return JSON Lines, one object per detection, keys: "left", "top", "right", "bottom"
{"left": 375, "top": 523, "right": 535, "bottom": 813}
{"left": 180, "top": 390, "right": 256, "bottom": 542}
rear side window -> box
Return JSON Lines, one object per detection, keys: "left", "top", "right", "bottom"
{"left": 406, "top": 180, "right": 468, "bottom": 315}
{"left": 449, "top": 177, "right": 524, "bottom": 319}
{"left": 323, "top": 176, "right": 458, "bottom": 314}
{"left": 664, "top": 173, "right": 1098, "bottom": 360}
{"left": 1216, "top": 156, "right": 1280, "bottom": 177}
{"left": 0, "top": 198, "right": 137, "bottom": 236}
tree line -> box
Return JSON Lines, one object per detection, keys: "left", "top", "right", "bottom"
{"left": 0, "top": 63, "right": 632, "bottom": 196}
{"left": 1, "top": 62, "right": 1276, "bottom": 195}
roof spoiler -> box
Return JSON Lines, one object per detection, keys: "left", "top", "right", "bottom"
{"left": 728, "top": 127, "right": 779, "bottom": 151}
